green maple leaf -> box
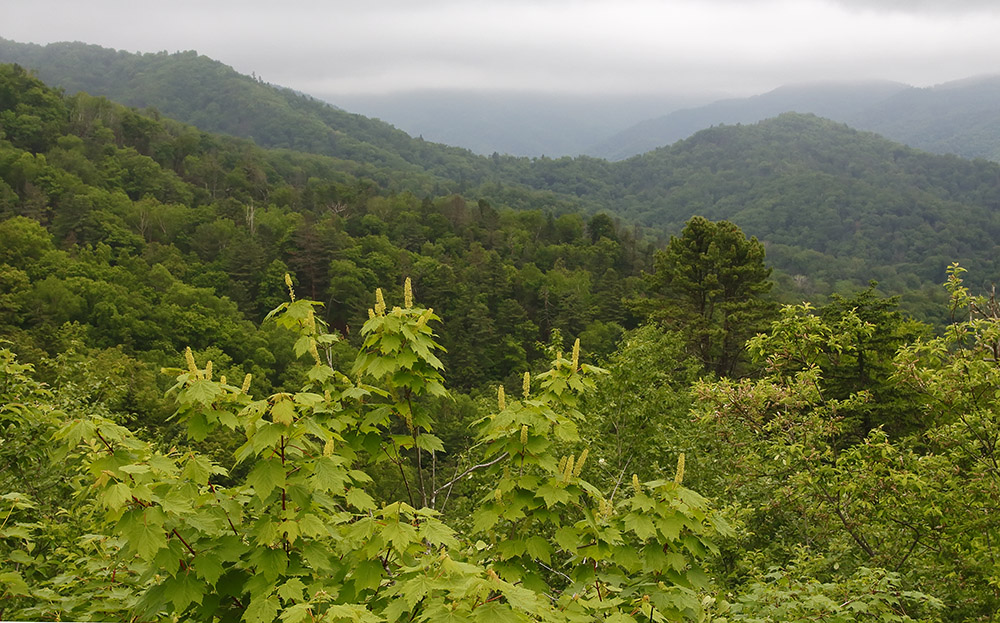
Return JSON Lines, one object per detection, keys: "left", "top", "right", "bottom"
{"left": 245, "top": 595, "right": 280, "bottom": 623}
{"left": 166, "top": 571, "right": 205, "bottom": 612}
{"left": 247, "top": 459, "right": 286, "bottom": 500}
{"left": 346, "top": 487, "right": 376, "bottom": 511}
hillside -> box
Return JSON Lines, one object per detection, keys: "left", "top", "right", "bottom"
{"left": 0, "top": 38, "right": 496, "bottom": 193}
{"left": 586, "top": 81, "right": 910, "bottom": 160}
{"left": 510, "top": 114, "right": 1000, "bottom": 306}
{"left": 592, "top": 76, "right": 1000, "bottom": 162}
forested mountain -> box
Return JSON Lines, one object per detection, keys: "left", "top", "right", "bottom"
{"left": 587, "top": 80, "right": 909, "bottom": 160}
{"left": 850, "top": 74, "right": 1000, "bottom": 160}
{"left": 0, "top": 38, "right": 494, "bottom": 193}
{"left": 505, "top": 114, "right": 1000, "bottom": 313}
{"left": 5, "top": 50, "right": 1000, "bottom": 623}
{"left": 591, "top": 76, "right": 1000, "bottom": 161}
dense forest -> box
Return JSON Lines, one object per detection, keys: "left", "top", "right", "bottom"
{"left": 2, "top": 60, "right": 1000, "bottom": 622}
{"left": 7, "top": 39, "right": 1000, "bottom": 317}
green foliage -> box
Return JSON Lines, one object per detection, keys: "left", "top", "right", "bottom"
{"left": 690, "top": 269, "right": 1000, "bottom": 621}
{"left": 0, "top": 284, "right": 728, "bottom": 622}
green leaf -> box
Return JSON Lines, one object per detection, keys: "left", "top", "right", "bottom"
{"left": 500, "top": 583, "right": 539, "bottom": 612}
{"left": 103, "top": 482, "right": 132, "bottom": 510}
{"left": 524, "top": 536, "right": 552, "bottom": 563}
{"left": 346, "top": 487, "right": 376, "bottom": 511}
{"left": 382, "top": 519, "right": 419, "bottom": 552}
{"left": 166, "top": 571, "right": 205, "bottom": 612}
{"left": 271, "top": 399, "right": 296, "bottom": 426}
{"left": 414, "top": 433, "right": 445, "bottom": 452}
{"left": 121, "top": 509, "right": 167, "bottom": 560}
{"left": 312, "top": 456, "right": 349, "bottom": 493}
{"left": 419, "top": 518, "right": 458, "bottom": 548}
{"left": 536, "top": 482, "right": 573, "bottom": 508}
{"left": 472, "top": 507, "right": 500, "bottom": 532}
{"left": 245, "top": 595, "right": 280, "bottom": 623}
{"left": 554, "top": 526, "right": 579, "bottom": 551}
{"left": 250, "top": 547, "right": 288, "bottom": 582}
{"left": 277, "top": 577, "right": 307, "bottom": 603}
{"left": 247, "top": 459, "right": 286, "bottom": 500}
{"left": 0, "top": 571, "right": 30, "bottom": 596}
{"left": 195, "top": 553, "right": 225, "bottom": 584}
{"left": 181, "top": 380, "right": 223, "bottom": 406}
{"left": 351, "top": 559, "right": 384, "bottom": 592}
{"left": 624, "top": 512, "right": 656, "bottom": 540}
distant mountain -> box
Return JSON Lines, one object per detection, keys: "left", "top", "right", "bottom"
{"left": 589, "top": 76, "right": 1000, "bottom": 162}
{"left": 327, "top": 90, "right": 711, "bottom": 157}
{"left": 849, "top": 75, "right": 1000, "bottom": 161}
{"left": 586, "top": 81, "right": 911, "bottom": 160}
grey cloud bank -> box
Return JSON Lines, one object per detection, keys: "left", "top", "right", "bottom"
{"left": 4, "top": 0, "right": 1000, "bottom": 97}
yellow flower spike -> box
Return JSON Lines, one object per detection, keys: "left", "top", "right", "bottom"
{"left": 241, "top": 373, "right": 252, "bottom": 394}
{"left": 632, "top": 474, "right": 641, "bottom": 495}
{"left": 522, "top": 371, "right": 530, "bottom": 398}
{"left": 572, "top": 338, "right": 580, "bottom": 371}
{"left": 599, "top": 498, "right": 609, "bottom": 518}
{"left": 563, "top": 454, "right": 575, "bottom": 482}
{"left": 219, "top": 375, "right": 227, "bottom": 386}
{"left": 494, "top": 488, "right": 502, "bottom": 503}
{"left": 309, "top": 342, "right": 321, "bottom": 365}
{"left": 368, "top": 308, "right": 375, "bottom": 320}
{"left": 558, "top": 455, "right": 568, "bottom": 474}
{"left": 573, "top": 448, "right": 588, "bottom": 478}
{"left": 404, "top": 410, "right": 414, "bottom": 433}
{"left": 374, "top": 288, "right": 386, "bottom": 316}
{"left": 184, "top": 347, "right": 197, "bottom": 374}
{"left": 204, "top": 360, "right": 212, "bottom": 381}
{"left": 323, "top": 438, "right": 335, "bottom": 457}
{"left": 404, "top": 277, "right": 413, "bottom": 308}
{"left": 416, "top": 308, "right": 434, "bottom": 328}
{"left": 674, "top": 452, "right": 686, "bottom": 485}
{"left": 520, "top": 424, "right": 528, "bottom": 446}
{"left": 284, "top": 273, "right": 295, "bottom": 301}
{"left": 498, "top": 385, "right": 506, "bottom": 411}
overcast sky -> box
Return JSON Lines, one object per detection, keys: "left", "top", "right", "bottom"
{"left": 5, "top": 0, "right": 1000, "bottom": 98}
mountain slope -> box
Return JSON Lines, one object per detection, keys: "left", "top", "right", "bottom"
{"left": 525, "top": 114, "right": 1000, "bottom": 299}
{"left": 587, "top": 81, "right": 910, "bottom": 160}
{"left": 592, "top": 76, "right": 1000, "bottom": 162}
{"left": 849, "top": 74, "right": 1000, "bottom": 161}
{"left": 0, "top": 38, "right": 495, "bottom": 192}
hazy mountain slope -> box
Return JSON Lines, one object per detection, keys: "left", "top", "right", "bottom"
{"left": 329, "top": 90, "right": 710, "bottom": 157}
{"left": 587, "top": 81, "right": 909, "bottom": 160}
{"left": 591, "top": 76, "right": 1000, "bottom": 162}
{"left": 0, "top": 38, "right": 494, "bottom": 191}
{"left": 849, "top": 75, "right": 1000, "bottom": 161}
